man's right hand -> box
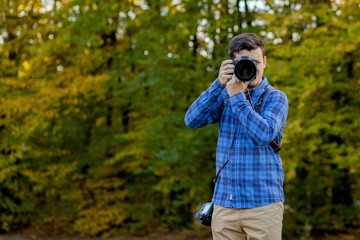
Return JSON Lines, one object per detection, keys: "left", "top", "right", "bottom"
{"left": 218, "top": 60, "right": 234, "bottom": 87}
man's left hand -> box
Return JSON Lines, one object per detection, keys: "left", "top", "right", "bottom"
{"left": 226, "top": 74, "right": 249, "bottom": 97}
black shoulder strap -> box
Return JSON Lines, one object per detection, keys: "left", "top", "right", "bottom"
{"left": 255, "top": 87, "right": 275, "bottom": 114}
{"left": 222, "top": 94, "right": 230, "bottom": 110}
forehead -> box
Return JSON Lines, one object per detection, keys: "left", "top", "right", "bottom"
{"left": 233, "top": 47, "right": 263, "bottom": 60}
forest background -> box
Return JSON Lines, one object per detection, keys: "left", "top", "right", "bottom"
{"left": 0, "top": 0, "right": 360, "bottom": 239}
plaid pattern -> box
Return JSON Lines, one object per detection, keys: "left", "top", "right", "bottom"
{"left": 185, "top": 77, "right": 288, "bottom": 209}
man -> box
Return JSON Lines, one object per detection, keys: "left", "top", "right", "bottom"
{"left": 184, "top": 33, "right": 288, "bottom": 239}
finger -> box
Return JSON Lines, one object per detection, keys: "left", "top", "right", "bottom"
{"left": 224, "top": 68, "right": 234, "bottom": 75}
{"left": 222, "top": 72, "right": 233, "bottom": 79}
{"left": 223, "top": 64, "right": 235, "bottom": 70}
{"left": 221, "top": 59, "right": 233, "bottom": 68}
{"left": 221, "top": 65, "right": 234, "bottom": 74}
{"left": 221, "top": 69, "right": 232, "bottom": 76}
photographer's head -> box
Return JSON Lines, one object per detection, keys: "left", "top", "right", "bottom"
{"left": 229, "top": 33, "right": 266, "bottom": 89}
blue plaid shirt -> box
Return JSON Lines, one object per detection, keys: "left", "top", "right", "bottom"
{"left": 185, "top": 77, "right": 288, "bottom": 209}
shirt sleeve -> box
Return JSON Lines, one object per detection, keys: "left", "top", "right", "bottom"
{"left": 229, "top": 90, "right": 288, "bottom": 145}
{"left": 184, "top": 79, "right": 226, "bottom": 128}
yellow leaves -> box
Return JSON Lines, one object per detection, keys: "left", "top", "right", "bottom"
{"left": 38, "top": 19, "right": 48, "bottom": 25}
{"left": 0, "top": 215, "right": 15, "bottom": 232}
{"left": 31, "top": 71, "right": 112, "bottom": 120}
{"left": 19, "top": 169, "right": 39, "bottom": 182}
{"left": 2, "top": 95, "right": 36, "bottom": 119}
{"left": 96, "top": 116, "right": 106, "bottom": 126}
{"left": 43, "top": 56, "right": 50, "bottom": 63}
{"left": 16, "top": 60, "right": 32, "bottom": 78}
{"left": 17, "top": 4, "right": 25, "bottom": 12}
{"left": 23, "top": 61, "right": 31, "bottom": 71}
{"left": 134, "top": 18, "right": 141, "bottom": 27}
{"left": 1, "top": 77, "right": 26, "bottom": 89}
{"left": 74, "top": 205, "right": 127, "bottom": 236}
{"left": 20, "top": 161, "right": 76, "bottom": 187}
{"left": 65, "top": 74, "right": 110, "bottom": 97}
{"left": 17, "top": 60, "right": 31, "bottom": 78}
{"left": 0, "top": 166, "right": 15, "bottom": 183}
{"left": 18, "top": 71, "right": 26, "bottom": 78}
{"left": 73, "top": 172, "right": 129, "bottom": 236}
{"left": 107, "top": 146, "right": 146, "bottom": 167}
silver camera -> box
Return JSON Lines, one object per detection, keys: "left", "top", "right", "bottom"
{"left": 195, "top": 202, "right": 214, "bottom": 226}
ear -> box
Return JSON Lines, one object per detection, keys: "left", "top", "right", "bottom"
{"left": 263, "top": 56, "right": 267, "bottom": 69}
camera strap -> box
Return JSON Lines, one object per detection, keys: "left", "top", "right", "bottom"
{"left": 213, "top": 118, "right": 238, "bottom": 184}
{"left": 255, "top": 87, "right": 275, "bottom": 113}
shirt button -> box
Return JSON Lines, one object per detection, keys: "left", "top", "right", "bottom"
{"left": 230, "top": 194, "right": 233, "bottom": 200}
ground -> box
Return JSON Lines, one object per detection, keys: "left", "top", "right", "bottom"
{"left": 0, "top": 227, "right": 212, "bottom": 240}
{"left": 0, "top": 227, "right": 359, "bottom": 240}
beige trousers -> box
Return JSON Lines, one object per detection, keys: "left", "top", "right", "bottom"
{"left": 211, "top": 202, "right": 284, "bottom": 240}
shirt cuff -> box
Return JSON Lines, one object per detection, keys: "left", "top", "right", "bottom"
{"left": 229, "top": 92, "right": 249, "bottom": 112}
{"left": 229, "top": 92, "right": 246, "bottom": 102}
{"left": 209, "top": 78, "right": 225, "bottom": 96}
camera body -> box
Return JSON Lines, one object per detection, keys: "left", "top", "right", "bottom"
{"left": 232, "top": 56, "right": 257, "bottom": 82}
{"left": 195, "top": 202, "right": 214, "bottom": 226}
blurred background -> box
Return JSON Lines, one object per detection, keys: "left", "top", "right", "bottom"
{"left": 0, "top": 0, "right": 359, "bottom": 239}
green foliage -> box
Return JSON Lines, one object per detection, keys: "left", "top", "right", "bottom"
{"left": 0, "top": 0, "right": 359, "bottom": 238}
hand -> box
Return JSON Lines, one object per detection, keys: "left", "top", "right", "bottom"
{"left": 218, "top": 60, "right": 234, "bottom": 87}
{"left": 226, "top": 74, "right": 249, "bottom": 97}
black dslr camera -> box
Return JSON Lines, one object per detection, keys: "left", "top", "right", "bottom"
{"left": 195, "top": 202, "right": 214, "bottom": 226}
{"left": 233, "top": 56, "right": 257, "bottom": 82}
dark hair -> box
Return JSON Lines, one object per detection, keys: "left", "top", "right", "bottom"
{"left": 228, "top": 33, "right": 265, "bottom": 59}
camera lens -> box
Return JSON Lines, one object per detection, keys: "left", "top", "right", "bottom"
{"left": 233, "top": 57, "right": 257, "bottom": 82}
